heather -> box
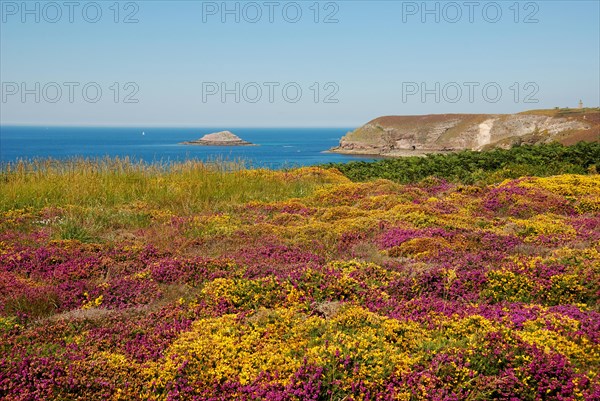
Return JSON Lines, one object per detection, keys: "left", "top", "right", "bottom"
{"left": 0, "top": 157, "right": 599, "bottom": 400}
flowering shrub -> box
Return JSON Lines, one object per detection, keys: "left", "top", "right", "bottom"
{"left": 1, "top": 169, "right": 599, "bottom": 400}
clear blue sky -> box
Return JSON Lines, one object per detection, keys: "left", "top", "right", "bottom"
{"left": 1, "top": 0, "right": 599, "bottom": 126}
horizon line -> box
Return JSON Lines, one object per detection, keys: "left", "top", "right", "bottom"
{"left": 0, "top": 123, "right": 358, "bottom": 129}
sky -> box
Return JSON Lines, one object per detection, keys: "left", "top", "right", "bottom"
{"left": 1, "top": 0, "right": 599, "bottom": 127}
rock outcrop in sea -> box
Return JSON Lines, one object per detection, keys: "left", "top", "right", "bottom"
{"left": 181, "top": 131, "right": 255, "bottom": 146}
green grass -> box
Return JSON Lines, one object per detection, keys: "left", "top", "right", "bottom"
{"left": 0, "top": 157, "right": 339, "bottom": 214}
{"left": 2, "top": 143, "right": 597, "bottom": 244}
{"left": 519, "top": 107, "right": 600, "bottom": 117}
{"left": 57, "top": 216, "right": 96, "bottom": 242}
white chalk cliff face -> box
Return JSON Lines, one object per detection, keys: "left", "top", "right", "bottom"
{"left": 181, "top": 131, "right": 255, "bottom": 146}
{"left": 476, "top": 119, "right": 495, "bottom": 150}
{"left": 332, "top": 111, "right": 597, "bottom": 156}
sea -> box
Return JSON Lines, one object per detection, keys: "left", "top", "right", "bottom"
{"left": 0, "top": 126, "right": 380, "bottom": 169}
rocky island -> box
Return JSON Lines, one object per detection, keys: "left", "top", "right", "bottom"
{"left": 331, "top": 108, "right": 599, "bottom": 156}
{"left": 181, "top": 131, "right": 255, "bottom": 146}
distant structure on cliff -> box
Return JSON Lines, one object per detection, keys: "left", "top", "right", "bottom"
{"left": 579, "top": 100, "right": 584, "bottom": 109}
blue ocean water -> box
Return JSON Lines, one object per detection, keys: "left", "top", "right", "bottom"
{"left": 0, "top": 126, "right": 379, "bottom": 168}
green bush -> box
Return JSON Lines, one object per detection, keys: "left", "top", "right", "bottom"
{"left": 326, "top": 142, "right": 600, "bottom": 184}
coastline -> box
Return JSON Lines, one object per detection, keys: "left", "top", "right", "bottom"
{"left": 328, "top": 147, "right": 455, "bottom": 157}
{"left": 180, "top": 141, "right": 257, "bottom": 146}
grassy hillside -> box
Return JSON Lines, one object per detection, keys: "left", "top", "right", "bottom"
{"left": 1, "top": 152, "right": 599, "bottom": 400}
{"left": 335, "top": 109, "right": 600, "bottom": 155}
{"left": 340, "top": 114, "right": 487, "bottom": 148}
{"left": 519, "top": 107, "right": 600, "bottom": 118}
{"left": 521, "top": 108, "right": 600, "bottom": 145}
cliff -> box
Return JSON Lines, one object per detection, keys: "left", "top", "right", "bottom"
{"left": 332, "top": 108, "right": 600, "bottom": 156}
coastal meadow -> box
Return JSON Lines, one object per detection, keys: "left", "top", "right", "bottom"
{"left": 1, "top": 156, "right": 599, "bottom": 400}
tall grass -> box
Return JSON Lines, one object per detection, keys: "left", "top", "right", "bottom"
{"left": 0, "top": 157, "right": 337, "bottom": 214}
